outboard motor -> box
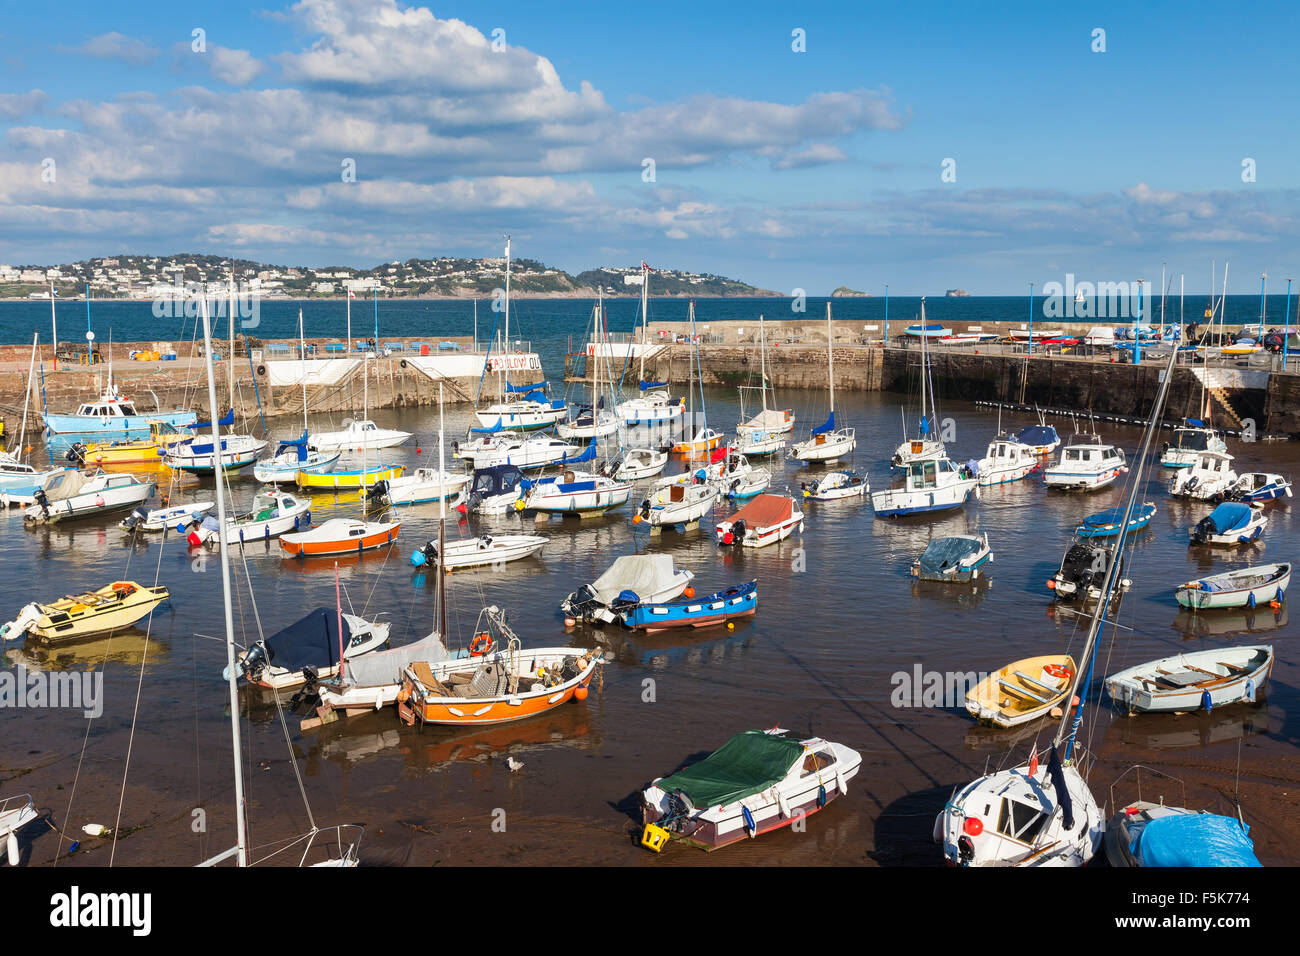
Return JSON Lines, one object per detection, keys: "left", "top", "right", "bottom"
{"left": 33, "top": 489, "right": 49, "bottom": 519}
{"left": 236, "top": 641, "right": 270, "bottom": 683}
{"left": 65, "top": 442, "right": 87, "bottom": 465}
{"left": 1191, "top": 515, "right": 1217, "bottom": 545}
{"left": 366, "top": 479, "right": 389, "bottom": 503}
{"left": 639, "top": 500, "right": 651, "bottom": 519}
{"left": 410, "top": 541, "right": 439, "bottom": 567}
{"left": 121, "top": 506, "right": 148, "bottom": 532}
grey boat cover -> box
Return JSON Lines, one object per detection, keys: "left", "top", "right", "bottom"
{"left": 343, "top": 631, "right": 448, "bottom": 688}
{"left": 918, "top": 536, "right": 983, "bottom": 577}
{"left": 40, "top": 469, "right": 90, "bottom": 501}
{"left": 589, "top": 555, "right": 682, "bottom": 605}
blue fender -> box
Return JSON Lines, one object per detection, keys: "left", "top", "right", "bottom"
{"left": 1201, "top": 689, "right": 1214, "bottom": 712}
{"left": 741, "top": 805, "right": 756, "bottom": 837}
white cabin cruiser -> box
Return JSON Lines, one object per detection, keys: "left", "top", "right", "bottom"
{"left": 311, "top": 419, "right": 412, "bottom": 452}
{"left": 976, "top": 435, "right": 1040, "bottom": 486}
{"left": 1043, "top": 433, "right": 1127, "bottom": 491}
{"left": 23, "top": 469, "right": 155, "bottom": 524}
{"left": 409, "top": 533, "right": 547, "bottom": 570}
{"left": 458, "top": 432, "right": 579, "bottom": 471}
{"left": 1160, "top": 420, "right": 1226, "bottom": 469}
{"left": 636, "top": 481, "right": 719, "bottom": 530}
{"left": 121, "top": 500, "right": 216, "bottom": 533}
{"left": 872, "top": 457, "right": 977, "bottom": 517}
{"left": 370, "top": 468, "right": 471, "bottom": 507}
{"left": 193, "top": 488, "right": 311, "bottom": 546}
{"left": 1169, "top": 449, "right": 1238, "bottom": 500}
{"left": 524, "top": 470, "right": 633, "bottom": 516}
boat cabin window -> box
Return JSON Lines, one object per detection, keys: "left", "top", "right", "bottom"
{"left": 908, "top": 461, "right": 937, "bottom": 489}
{"left": 119, "top": 403, "right": 138, "bottom": 416}
{"left": 996, "top": 798, "right": 1048, "bottom": 845}
{"left": 801, "top": 752, "right": 834, "bottom": 776}
{"left": 1176, "top": 431, "right": 1210, "bottom": 451}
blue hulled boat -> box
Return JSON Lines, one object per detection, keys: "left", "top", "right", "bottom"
{"left": 616, "top": 580, "right": 757, "bottom": 632}
{"left": 1075, "top": 502, "right": 1156, "bottom": 538}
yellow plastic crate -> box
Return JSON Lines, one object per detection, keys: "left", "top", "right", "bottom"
{"left": 640, "top": 823, "right": 669, "bottom": 853}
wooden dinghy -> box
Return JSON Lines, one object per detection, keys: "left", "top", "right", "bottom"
{"left": 639, "top": 728, "right": 861, "bottom": 852}
{"left": 1105, "top": 645, "right": 1272, "bottom": 715}
{"left": 280, "top": 517, "right": 401, "bottom": 557}
{"left": 965, "top": 654, "right": 1077, "bottom": 727}
{"left": 1175, "top": 563, "right": 1289, "bottom": 610}
{"left": 1, "top": 581, "right": 169, "bottom": 645}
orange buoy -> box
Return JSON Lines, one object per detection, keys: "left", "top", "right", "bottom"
{"left": 632, "top": 514, "right": 643, "bottom": 524}
{"left": 564, "top": 617, "right": 577, "bottom": 627}
{"left": 573, "top": 686, "right": 589, "bottom": 701}
{"left": 1046, "top": 579, "right": 1056, "bottom": 589}
{"left": 683, "top": 586, "right": 695, "bottom": 598}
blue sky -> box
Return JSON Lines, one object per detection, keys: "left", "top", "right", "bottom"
{"left": 2, "top": 0, "right": 1298, "bottom": 293}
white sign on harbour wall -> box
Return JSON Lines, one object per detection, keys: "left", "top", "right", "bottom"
{"left": 264, "top": 353, "right": 543, "bottom": 386}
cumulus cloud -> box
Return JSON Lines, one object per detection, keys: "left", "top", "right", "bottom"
{"left": 63, "top": 32, "right": 159, "bottom": 67}
{"left": 0, "top": 90, "right": 46, "bottom": 120}
{"left": 209, "top": 47, "right": 267, "bottom": 86}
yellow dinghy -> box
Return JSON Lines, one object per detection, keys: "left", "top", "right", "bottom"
{"left": 75, "top": 421, "right": 192, "bottom": 467}
{"left": 0, "top": 581, "right": 170, "bottom": 645}
{"left": 965, "top": 654, "right": 1076, "bottom": 728}
{"left": 296, "top": 464, "right": 403, "bottom": 492}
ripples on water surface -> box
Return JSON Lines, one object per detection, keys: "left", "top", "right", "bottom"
{"left": 2, "top": 388, "right": 1296, "bottom": 866}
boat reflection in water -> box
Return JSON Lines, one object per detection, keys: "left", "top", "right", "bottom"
{"left": 1104, "top": 705, "right": 1271, "bottom": 752}
{"left": 5, "top": 631, "right": 171, "bottom": 671}
{"left": 571, "top": 617, "right": 756, "bottom": 669}
{"left": 1170, "top": 604, "right": 1288, "bottom": 640}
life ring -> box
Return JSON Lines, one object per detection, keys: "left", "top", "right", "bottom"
{"left": 470, "top": 633, "right": 493, "bottom": 656}
{"left": 256, "top": 364, "right": 266, "bottom": 376}
{"left": 400, "top": 359, "right": 408, "bottom": 369}
{"left": 1044, "top": 663, "right": 1072, "bottom": 680}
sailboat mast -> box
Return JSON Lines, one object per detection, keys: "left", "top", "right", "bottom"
{"left": 17, "top": 333, "right": 37, "bottom": 457}
{"left": 503, "top": 236, "right": 511, "bottom": 397}
{"left": 759, "top": 314, "right": 769, "bottom": 413}
{"left": 437, "top": 383, "right": 447, "bottom": 640}
{"left": 299, "top": 308, "right": 308, "bottom": 435}
{"left": 638, "top": 262, "right": 649, "bottom": 383}
{"left": 228, "top": 274, "right": 236, "bottom": 412}
{"left": 826, "top": 301, "right": 835, "bottom": 414}
{"left": 200, "top": 292, "right": 249, "bottom": 867}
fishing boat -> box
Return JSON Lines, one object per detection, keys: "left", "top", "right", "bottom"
{"left": 1160, "top": 419, "right": 1226, "bottom": 468}
{"left": 1074, "top": 502, "right": 1156, "bottom": 538}
{"left": 280, "top": 517, "right": 400, "bottom": 557}
{"left": 715, "top": 493, "right": 802, "bottom": 548}
{"left": 893, "top": 304, "right": 946, "bottom": 465}
{"left": 410, "top": 532, "right": 547, "bottom": 571}
{"left": 936, "top": 336, "right": 1182, "bottom": 868}
{"left": 164, "top": 433, "right": 268, "bottom": 473}
{"left": 192, "top": 488, "right": 311, "bottom": 545}
{"left": 1169, "top": 449, "right": 1238, "bottom": 500}
{"left": 397, "top": 607, "right": 601, "bottom": 727}
{"left": 871, "top": 456, "right": 977, "bottom": 517}
{"left": 1, "top": 581, "right": 169, "bottom": 644}
{"left": 70, "top": 420, "right": 192, "bottom": 467}
{"left": 1011, "top": 417, "right": 1061, "bottom": 455}
{"left": 23, "top": 469, "right": 155, "bottom": 523}
{"left": 639, "top": 728, "right": 861, "bottom": 852}
{"left": 1175, "top": 563, "right": 1289, "bottom": 610}
{"left": 1189, "top": 501, "right": 1266, "bottom": 546}
{"left": 1106, "top": 645, "right": 1272, "bottom": 715}
{"left": 1043, "top": 430, "right": 1127, "bottom": 490}
{"left": 560, "top": 555, "right": 695, "bottom": 625}
{"left": 42, "top": 384, "right": 196, "bottom": 437}
{"left": 976, "top": 435, "right": 1039, "bottom": 485}
{"left": 524, "top": 468, "right": 633, "bottom": 516}
{"left": 790, "top": 303, "right": 856, "bottom": 463}
{"left": 459, "top": 463, "right": 530, "bottom": 515}
{"left": 911, "top": 533, "right": 992, "bottom": 583}
{"left": 225, "top": 606, "right": 391, "bottom": 690}
{"left": 120, "top": 500, "right": 216, "bottom": 533}
{"left": 616, "top": 263, "right": 685, "bottom": 427}
{"left": 604, "top": 447, "right": 669, "bottom": 481}
{"left": 475, "top": 240, "right": 568, "bottom": 431}
{"left": 964, "top": 655, "right": 1077, "bottom": 727}
{"left": 310, "top": 419, "right": 411, "bottom": 452}
{"left": 1228, "top": 471, "right": 1292, "bottom": 502}
{"left": 800, "top": 470, "right": 867, "bottom": 501}
{"left": 253, "top": 434, "right": 341, "bottom": 484}
{"left": 617, "top": 580, "right": 756, "bottom": 631}
{"left": 1049, "top": 537, "right": 1131, "bottom": 602}
{"left": 635, "top": 481, "right": 719, "bottom": 531}
{"left": 370, "top": 468, "right": 470, "bottom": 507}
{"left": 296, "top": 463, "right": 404, "bottom": 492}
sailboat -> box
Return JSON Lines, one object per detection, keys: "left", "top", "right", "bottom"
{"left": 253, "top": 309, "right": 342, "bottom": 482}
{"left": 474, "top": 236, "right": 567, "bottom": 431}
{"left": 670, "top": 302, "right": 723, "bottom": 456}
{"left": 0, "top": 335, "right": 65, "bottom": 497}
{"left": 934, "top": 334, "right": 1181, "bottom": 866}
{"left": 789, "top": 303, "right": 856, "bottom": 463}
{"left": 891, "top": 301, "right": 945, "bottom": 465}
{"left": 298, "top": 353, "right": 405, "bottom": 490}
{"left": 735, "top": 315, "right": 793, "bottom": 456}
{"left": 616, "top": 261, "right": 685, "bottom": 427}
{"left": 559, "top": 294, "right": 620, "bottom": 440}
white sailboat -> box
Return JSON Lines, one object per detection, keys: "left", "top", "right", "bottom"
{"left": 789, "top": 302, "right": 856, "bottom": 463}
{"left": 253, "top": 309, "right": 342, "bottom": 482}
{"left": 735, "top": 315, "right": 793, "bottom": 456}
{"left": 559, "top": 294, "right": 620, "bottom": 440}
{"left": 892, "top": 301, "right": 946, "bottom": 465}
{"left": 616, "top": 262, "right": 685, "bottom": 427}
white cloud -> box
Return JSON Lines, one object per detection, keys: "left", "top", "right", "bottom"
{"left": 209, "top": 47, "right": 266, "bottom": 86}
{"left": 0, "top": 90, "right": 46, "bottom": 120}
{"left": 64, "top": 32, "right": 159, "bottom": 67}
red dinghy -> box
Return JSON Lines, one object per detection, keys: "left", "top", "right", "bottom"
{"left": 715, "top": 493, "right": 802, "bottom": 549}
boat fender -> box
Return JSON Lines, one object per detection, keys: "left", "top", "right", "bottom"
{"left": 1277, "top": 587, "right": 1285, "bottom": 604}
{"left": 817, "top": 784, "right": 827, "bottom": 809}
{"left": 7, "top": 831, "right": 17, "bottom": 867}
{"left": 741, "top": 804, "right": 756, "bottom": 837}
{"left": 1201, "top": 689, "right": 1213, "bottom": 712}
{"left": 835, "top": 768, "right": 847, "bottom": 795}
{"left": 777, "top": 791, "right": 791, "bottom": 818}
{"left": 1244, "top": 678, "right": 1256, "bottom": 703}
{"left": 1248, "top": 592, "right": 1256, "bottom": 609}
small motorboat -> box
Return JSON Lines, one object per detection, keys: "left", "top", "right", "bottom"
{"left": 1175, "top": 563, "right": 1289, "bottom": 610}
{"left": 617, "top": 580, "right": 757, "bottom": 631}
{"left": 716, "top": 493, "right": 802, "bottom": 548}
{"left": 1159, "top": 419, "right": 1226, "bottom": 469}
{"left": 524, "top": 470, "right": 633, "bottom": 516}
{"left": 460, "top": 464, "right": 529, "bottom": 515}
{"left": 280, "top": 518, "right": 401, "bottom": 557}
{"left": 310, "top": 419, "right": 412, "bottom": 452}
{"left": 1105, "top": 803, "right": 1261, "bottom": 867}
{"left": 976, "top": 436, "right": 1040, "bottom": 486}
{"left": 0, "top": 455, "right": 65, "bottom": 502}
{"left": 639, "top": 728, "right": 861, "bottom": 852}
{"left": 606, "top": 448, "right": 668, "bottom": 481}
{"left": 1228, "top": 471, "right": 1293, "bottom": 503}
{"left": 871, "top": 456, "right": 977, "bottom": 517}
{"left": 120, "top": 500, "right": 216, "bottom": 533}
{"left": 296, "top": 463, "right": 404, "bottom": 492}
{"left": 192, "top": 488, "right": 311, "bottom": 546}
{"left": 1011, "top": 421, "right": 1060, "bottom": 456}
{"left": 409, "top": 533, "right": 546, "bottom": 571}
{"left": 164, "top": 434, "right": 268, "bottom": 473}
{"left": 23, "top": 469, "right": 155, "bottom": 523}
{"left": 1043, "top": 431, "right": 1127, "bottom": 491}
{"left": 369, "top": 468, "right": 471, "bottom": 507}
{"left": 911, "top": 533, "right": 992, "bottom": 583}
{"left": 71, "top": 420, "right": 193, "bottom": 467}
{"left": 1074, "top": 502, "right": 1156, "bottom": 538}
{"left": 1189, "top": 502, "right": 1266, "bottom": 546}
{"left": 560, "top": 554, "right": 695, "bottom": 625}
{"left": 670, "top": 427, "right": 724, "bottom": 458}
{"left": 252, "top": 433, "right": 341, "bottom": 483}
{"left": 1105, "top": 645, "right": 1272, "bottom": 715}
{"left": 636, "top": 481, "right": 719, "bottom": 532}
{"left": 617, "top": 386, "right": 685, "bottom": 426}
{"left": 801, "top": 470, "right": 867, "bottom": 501}
{"left": 713, "top": 452, "right": 771, "bottom": 500}
{"left": 0, "top": 794, "right": 39, "bottom": 866}
{"left": 1169, "top": 449, "right": 1238, "bottom": 500}
{"left": 1, "top": 581, "right": 169, "bottom": 645}
{"left": 1049, "top": 538, "right": 1131, "bottom": 603}
{"left": 964, "top": 655, "right": 1076, "bottom": 727}
{"left": 225, "top": 606, "right": 392, "bottom": 689}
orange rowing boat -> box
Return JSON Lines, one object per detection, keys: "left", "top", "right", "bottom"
{"left": 280, "top": 517, "right": 401, "bottom": 557}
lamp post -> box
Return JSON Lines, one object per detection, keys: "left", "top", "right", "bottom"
{"left": 1284, "top": 278, "right": 1293, "bottom": 372}
{"left": 1027, "top": 281, "right": 1034, "bottom": 355}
